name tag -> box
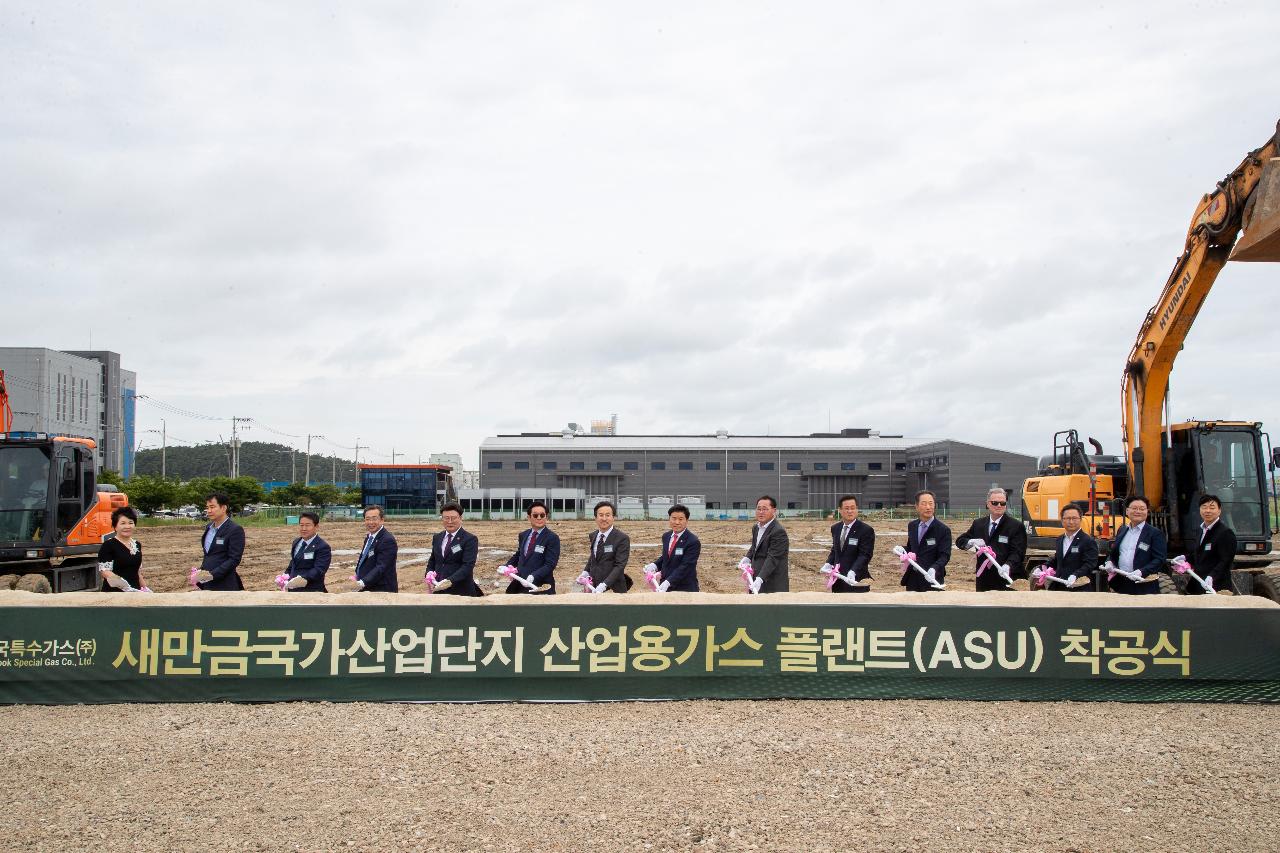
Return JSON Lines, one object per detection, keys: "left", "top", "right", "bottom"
{"left": 926, "top": 538, "right": 936, "bottom": 546}
{"left": 303, "top": 552, "right": 314, "bottom": 560}
{"left": 997, "top": 535, "right": 1009, "bottom": 544}
{"left": 1138, "top": 542, "right": 1149, "bottom": 552}
{"left": 534, "top": 545, "right": 545, "bottom": 554}
{"left": 1070, "top": 546, "right": 1079, "bottom": 553}
{"left": 849, "top": 538, "right": 858, "bottom": 546}
{"left": 451, "top": 544, "right": 462, "bottom": 554}
{"left": 604, "top": 545, "right": 614, "bottom": 553}
{"left": 215, "top": 538, "right": 225, "bottom": 545}
{"left": 1204, "top": 544, "right": 1213, "bottom": 551}
{"left": 674, "top": 548, "right": 684, "bottom": 556}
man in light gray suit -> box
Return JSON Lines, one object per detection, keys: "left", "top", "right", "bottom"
{"left": 745, "top": 495, "right": 789, "bottom": 593}
{"left": 581, "top": 500, "right": 633, "bottom": 593}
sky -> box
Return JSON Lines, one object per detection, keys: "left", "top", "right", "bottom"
{"left": 3, "top": 2, "right": 1279, "bottom": 470}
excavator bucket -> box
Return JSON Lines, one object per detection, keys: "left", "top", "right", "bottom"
{"left": 1231, "top": 157, "right": 1280, "bottom": 261}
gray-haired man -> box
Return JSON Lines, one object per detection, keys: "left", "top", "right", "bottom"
{"left": 955, "top": 488, "right": 1027, "bottom": 591}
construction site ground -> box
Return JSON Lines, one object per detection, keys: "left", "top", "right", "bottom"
{"left": 1, "top": 519, "right": 1277, "bottom": 851}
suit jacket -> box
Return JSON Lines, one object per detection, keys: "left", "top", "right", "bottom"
{"left": 826, "top": 519, "right": 874, "bottom": 592}
{"left": 1044, "top": 531, "right": 1099, "bottom": 591}
{"left": 902, "top": 518, "right": 951, "bottom": 592}
{"left": 955, "top": 514, "right": 1027, "bottom": 591}
{"left": 583, "top": 528, "right": 631, "bottom": 593}
{"left": 1185, "top": 521, "right": 1236, "bottom": 595}
{"left": 506, "top": 527, "right": 561, "bottom": 593}
{"left": 354, "top": 527, "right": 398, "bottom": 593}
{"left": 197, "top": 518, "right": 245, "bottom": 591}
{"left": 1108, "top": 523, "right": 1166, "bottom": 594}
{"left": 653, "top": 530, "right": 700, "bottom": 592}
{"left": 748, "top": 521, "right": 789, "bottom": 593}
{"left": 427, "top": 527, "right": 482, "bottom": 596}
{"left": 285, "top": 536, "right": 331, "bottom": 592}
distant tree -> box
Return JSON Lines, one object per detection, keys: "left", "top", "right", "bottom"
{"left": 308, "top": 484, "right": 342, "bottom": 506}
{"left": 120, "top": 475, "right": 180, "bottom": 514}
{"left": 339, "top": 486, "right": 363, "bottom": 505}
{"left": 98, "top": 468, "right": 124, "bottom": 488}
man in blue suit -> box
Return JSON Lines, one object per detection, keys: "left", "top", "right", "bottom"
{"left": 824, "top": 494, "right": 875, "bottom": 593}
{"left": 1107, "top": 495, "right": 1166, "bottom": 594}
{"left": 902, "top": 490, "right": 950, "bottom": 592}
{"left": 354, "top": 506, "right": 398, "bottom": 593}
{"left": 426, "top": 503, "right": 482, "bottom": 596}
{"left": 283, "top": 511, "right": 331, "bottom": 592}
{"left": 194, "top": 492, "right": 245, "bottom": 591}
{"left": 503, "top": 500, "right": 560, "bottom": 594}
{"left": 644, "top": 504, "right": 701, "bottom": 592}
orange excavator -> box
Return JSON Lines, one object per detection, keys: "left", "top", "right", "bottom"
{"left": 0, "top": 369, "right": 128, "bottom": 592}
{"left": 1023, "top": 120, "right": 1280, "bottom": 598}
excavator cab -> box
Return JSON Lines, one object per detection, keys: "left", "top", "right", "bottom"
{"left": 1166, "top": 422, "right": 1273, "bottom": 559}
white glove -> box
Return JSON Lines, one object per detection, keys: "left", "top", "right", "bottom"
{"left": 285, "top": 575, "right": 307, "bottom": 590}
{"left": 105, "top": 573, "right": 129, "bottom": 591}
{"left": 355, "top": 579, "right": 366, "bottom": 591}
{"left": 820, "top": 562, "right": 834, "bottom": 574}
{"left": 194, "top": 570, "right": 214, "bottom": 584}
{"left": 643, "top": 562, "right": 658, "bottom": 574}
{"left": 656, "top": 580, "right": 670, "bottom": 593}
{"left": 738, "top": 557, "right": 753, "bottom": 571}
{"left": 518, "top": 574, "right": 538, "bottom": 590}
{"left": 968, "top": 539, "right": 985, "bottom": 550}
{"left": 748, "top": 576, "right": 763, "bottom": 595}
{"left": 592, "top": 582, "right": 607, "bottom": 594}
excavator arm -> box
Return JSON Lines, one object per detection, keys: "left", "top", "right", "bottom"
{"left": 0, "top": 370, "right": 11, "bottom": 433}
{"left": 1121, "top": 121, "right": 1280, "bottom": 507}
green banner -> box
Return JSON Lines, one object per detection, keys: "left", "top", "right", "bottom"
{"left": 2, "top": 603, "right": 1278, "bottom": 704}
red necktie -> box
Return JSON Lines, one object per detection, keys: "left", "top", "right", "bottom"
{"left": 526, "top": 529, "right": 538, "bottom": 555}
{"left": 668, "top": 533, "right": 677, "bottom": 557}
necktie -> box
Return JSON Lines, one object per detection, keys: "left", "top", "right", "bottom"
{"left": 989, "top": 520, "right": 997, "bottom": 538}
{"left": 841, "top": 524, "right": 851, "bottom": 547}
{"left": 668, "top": 533, "right": 678, "bottom": 557}
{"left": 295, "top": 540, "right": 305, "bottom": 558}
{"left": 358, "top": 534, "right": 373, "bottom": 566}
{"left": 526, "top": 529, "right": 538, "bottom": 555}
{"left": 594, "top": 532, "right": 604, "bottom": 557}
{"left": 443, "top": 532, "right": 453, "bottom": 555}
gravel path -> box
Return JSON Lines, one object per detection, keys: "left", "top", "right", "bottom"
{"left": 1, "top": 700, "right": 1275, "bottom": 852}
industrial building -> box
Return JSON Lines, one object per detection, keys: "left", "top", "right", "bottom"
{"left": 478, "top": 428, "right": 1036, "bottom": 514}
{"left": 0, "top": 347, "right": 136, "bottom": 477}
{"left": 359, "top": 463, "right": 455, "bottom": 513}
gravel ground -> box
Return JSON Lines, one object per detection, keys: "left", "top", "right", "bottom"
{"left": 1, "top": 700, "right": 1276, "bottom": 852}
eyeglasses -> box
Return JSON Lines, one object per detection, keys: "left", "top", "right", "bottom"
{"left": 529, "top": 512, "right": 547, "bottom": 518}
{"left": 989, "top": 501, "right": 1006, "bottom": 506}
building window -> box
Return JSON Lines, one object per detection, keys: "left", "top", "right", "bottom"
{"left": 515, "top": 461, "right": 530, "bottom": 470}
{"left": 624, "top": 461, "right": 638, "bottom": 470}
{"left": 570, "top": 461, "right": 585, "bottom": 471}
{"left": 841, "top": 462, "right": 856, "bottom": 471}
{"left": 786, "top": 502, "right": 799, "bottom": 509}
{"left": 868, "top": 462, "right": 883, "bottom": 471}
{"left": 707, "top": 501, "right": 720, "bottom": 509}
{"left": 895, "top": 462, "right": 906, "bottom": 471}
{"left": 651, "top": 461, "right": 666, "bottom": 470}
{"left": 487, "top": 461, "right": 503, "bottom": 470}
{"left": 732, "top": 501, "right": 747, "bottom": 509}
{"left": 678, "top": 461, "right": 693, "bottom": 471}
{"left": 984, "top": 462, "right": 1002, "bottom": 472}
{"left": 543, "top": 461, "right": 557, "bottom": 470}
{"left": 706, "top": 461, "right": 720, "bottom": 471}
{"left": 597, "top": 461, "right": 612, "bottom": 471}
{"left": 786, "top": 462, "right": 801, "bottom": 471}
{"left": 732, "top": 462, "right": 747, "bottom": 471}
{"left": 874, "top": 502, "right": 884, "bottom": 509}
{"left": 759, "top": 462, "right": 774, "bottom": 471}
{"left": 814, "top": 462, "right": 828, "bottom": 471}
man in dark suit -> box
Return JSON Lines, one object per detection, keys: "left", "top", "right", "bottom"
{"left": 1107, "top": 495, "right": 1166, "bottom": 594}
{"left": 504, "top": 500, "right": 560, "bottom": 594}
{"left": 426, "top": 502, "right": 482, "bottom": 596}
{"left": 643, "top": 504, "right": 701, "bottom": 592}
{"left": 902, "top": 490, "right": 950, "bottom": 592}
{"left": 354, "top": 505, "right": 398, "bottom": 592}
{"left": 823, "top": 494, "right": 874, "bottom": 593}
{"left": 955, "top": 487, "right": 1027, "bottom": 591}
{"left": 582, "top": 500, "right": 632, "bottom": 593}
{"left": 283, "top": 511, "right": 331, "bottom": 592}
{"left": 1184, "top": 494, "right": 1236, "bottom": 595}
{"left": 746, "top": 495, "right": 789, "bottom": 593}
{"left": 194, "top": 492, "right": 245, "bottom": 591}
{"left": 1040, "top": 504, "right": 1097, "bottom": 591}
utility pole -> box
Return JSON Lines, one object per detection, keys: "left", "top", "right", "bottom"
{"left": 353, "top": 437, "right": 368, "bottom": 477}
{"left": 332, "top": 455, "right": 337, "bottom": 484}
{"left": 391, "top": 447, "right": 400, "bottom": 465}
{"left": 230, "top": 416, "right": 253, "bottom": 478}
{"left": 160, "top": 419, "right": 167, "bottom": 480}
{"left": 304, "top": 434, "right": 324, "bottom": 486}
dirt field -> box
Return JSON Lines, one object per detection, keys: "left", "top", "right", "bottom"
{"left": 4, "top": 519, "right": 1277, "bottom": 851}
{"left": 126, "top": 517, "right": 1061, "bottom": 594}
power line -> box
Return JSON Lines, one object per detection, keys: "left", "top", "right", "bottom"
{"left": 134, "top": 394, "right": 222, "bottom": 421}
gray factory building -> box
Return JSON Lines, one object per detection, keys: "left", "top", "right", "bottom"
{"left": 478, "top": 428, "right": 1036, "bottom": 514}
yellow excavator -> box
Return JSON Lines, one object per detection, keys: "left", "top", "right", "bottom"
{"left": 1023, "top": 120, "right": 1280, "bottom": 598}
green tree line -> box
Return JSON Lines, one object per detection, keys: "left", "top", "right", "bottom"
{"left": 99, "top": 471, "right": 362, "bottom": 513}
{"left": 133, "top": 441, "right": 358, "bottom": 483}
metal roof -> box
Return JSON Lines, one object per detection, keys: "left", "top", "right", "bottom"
{"left": 480, "top": 434, "right": 944, "bottom": 452}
